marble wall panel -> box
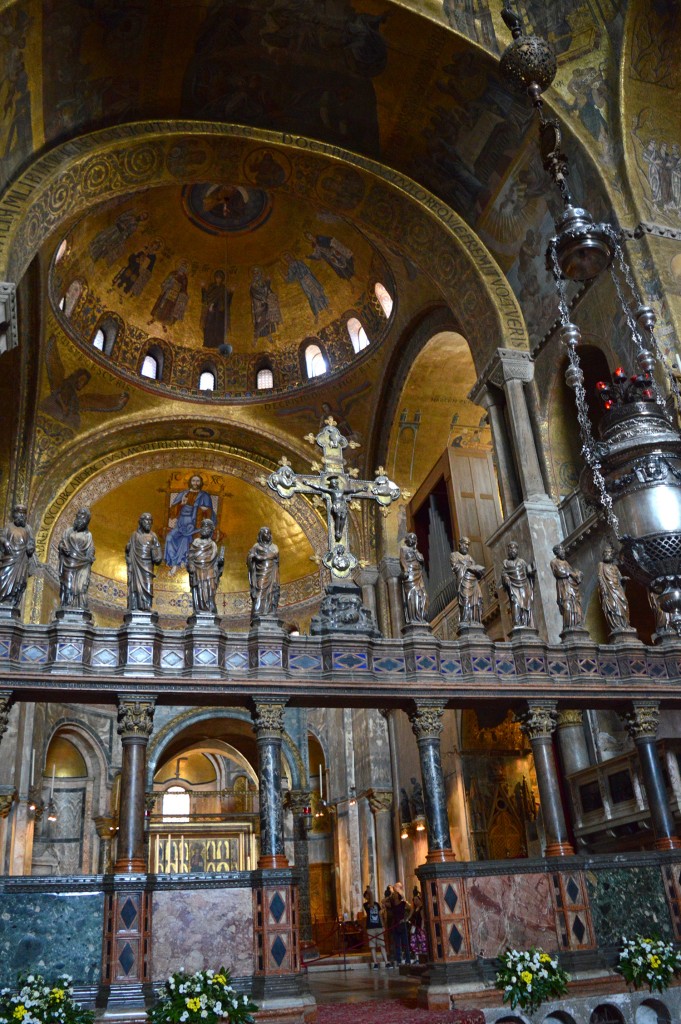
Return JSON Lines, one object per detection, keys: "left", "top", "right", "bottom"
{"left": 586, "top": 865, "right": 673, "bottom": 945}
{"left": 0, "top": 891, "right": 103, "bottom": 985}
{"left": 152, "top": 887, "right": 254, "bottom": 980}
{"left": 466, "top": 872, "right": 557, "bottom": 957}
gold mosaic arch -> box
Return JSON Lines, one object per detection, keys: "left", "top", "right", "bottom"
{"left": 33, "top": 440, "right": 330, "bottom": 564}
{"left": 0, "top": 122, "right": 530, "bottom": 371}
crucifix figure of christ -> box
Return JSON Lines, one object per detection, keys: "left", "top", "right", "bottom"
{"left": 267, "top": 418, "right": 401, "bottom": 579}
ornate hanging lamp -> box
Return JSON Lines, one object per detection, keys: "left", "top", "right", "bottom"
{"left": 498, "top": 3, "right": 681, "bottom": 632}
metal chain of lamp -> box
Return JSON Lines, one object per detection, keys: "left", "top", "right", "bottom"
{"left": 498, "top": 1, "right": 681, "bottom": 632}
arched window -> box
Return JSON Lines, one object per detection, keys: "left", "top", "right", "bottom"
{"left": 305, "top": 343, "right": 327, "bottom": 379}
{"left": 257, "top": 367, "right": 274, "bottom": 390}
{"left": 199, "top": 370, "right": 216, "bottom": 391}
{"left": 92, "top": 329, "right": 105, "bottom": 351}
{"left": 58, "top": 296, "right": 65, "bottom": 311}
{"left": 141, "top": 354, "right": 159, "bottom": 379}
{"left": 347, "top": 317, "right": 370, "bottom": 353}
{"left": 374, "top": 282, "right": 393, "bottom": 318}
{"left": 162, "top": 786, "right": 190, "bottom": 823}
{"left": 55, "top": 239, "right": 69, "bottom": 263}
{"left": 63, "top": 280, "right": 83, "bottom": 317}
{"left": 92, "top": 316, "right": 120, "bottom": 357}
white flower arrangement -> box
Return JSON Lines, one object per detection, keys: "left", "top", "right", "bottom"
{"left": 149, "top": 969, "right": 256, "bottom": 1024}
{"left": 495, "top": 946, "right": 570, "bottom": 1013}
{"left": 618, "top": 935, "right": 681, "bottom": 993}
{"left": 0, "top": 973, "right": 93, "bottom": 1024}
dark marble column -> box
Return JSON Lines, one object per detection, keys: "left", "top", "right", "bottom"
{"left": 624, "top": 701, "right": 681, "bottom": 851}
{"left": 0, "top": 690, "right": 13, "bottom": 747}
{"left": 252, "top": 700, "right": 288, "bottom": 869}
{"left": 289, "top": 789, "right": 313, "bottom": 942}
{"left": 115, "top": 696, "right": 155, "bottom": 873}
{"left": 409, "top": 702, "right": 455, "bottom": 863}
{"left": 519, "top": 701, "right": 575, "bottom": 857}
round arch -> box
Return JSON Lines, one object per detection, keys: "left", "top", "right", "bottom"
{"left": 145, "top": 707, "right": 306, "bottom": 791}
{"left": 45, "top": 717, "right": 111, "bottom": 815}
{"left": 0, "top": 123, "right": 529, "bottom": 373}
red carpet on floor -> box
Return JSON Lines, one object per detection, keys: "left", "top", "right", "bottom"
{"left": 316, "top": 1001, "right": 484, "bottom": 1024}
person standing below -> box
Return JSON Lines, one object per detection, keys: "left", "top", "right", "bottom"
{"left": 125, "top": 512, "right": 162, "bottom": 612}
{"left": 390, "top": 883, "right": 410, "bottom": 967}
{"left": 363, "top": 888, "right": 388, "bottom": 970}
{"left": 381, "top": 886, "right": 394, "bottom": 967}
{"left": 408, "top": 886, "right": 428, "bottom": 963}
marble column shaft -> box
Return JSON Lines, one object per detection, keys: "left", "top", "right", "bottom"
{"left": 409, "top": 703, "right": 455, "bottom": 863}
{"left": 624, "top": 702, "right": 681, "bottom": 851}
{"left": 115, "top": 697, "right": 155, "bottom": 873}
{"left": 519, "top": 701, "right": 575, "bottom": 857}
{"left": 475, "top": 386, "right": 520, "bottom": 516}
{"left": 501, "top": 372, "right": 546, "bottom": 501}
{"left": 289, "top": 789, "right": 313, "bottom": 941}
{"left": 368, "top": 789, "right": 395, "bottom": 896}
{"left": 380, "top": 558, "right": 406, "bottom": 638}
{"left": 252, "top": 700, "right": 288, "bottom": 869}
{"left": 556, "top": 710, "right": 591, "bottom": 776}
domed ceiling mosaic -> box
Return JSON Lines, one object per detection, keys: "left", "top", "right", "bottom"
{"left": 50, "top": 183, "right": 395, "bottom": 400}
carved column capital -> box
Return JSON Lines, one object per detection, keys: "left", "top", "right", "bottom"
{"left": 624, "top": 701, "right": 660, "bottom": 740}
{"left": 378, "top": 557, "right": 402, "bottom": 583}
{"left": 0, "top": 690, "right": 14, "bottom": 741}
{"left": 518, "top": 701, "right": 558, "bottom": 740}
{"left": 251, "top": 699, "right": 287, "bottom": 735}
{"left": 93, "top": 815, "right": 115, "bottom": 839}
{"left": 409, "top": 701, "right": 446, "bottom": 740}
{"left": 557, "top": 709, "right": 583, "bottom": 728}
{"left": 117, "top": 696, "right": 156, "bottom": 740}
{"left": 288, "top": 789, "right": 312, "bottom": 816}
{"left": 0, "top": 787, "right": 16, "bottom": 819}
{"left": 367, "top": 789, "right": 392, "bottom": 814}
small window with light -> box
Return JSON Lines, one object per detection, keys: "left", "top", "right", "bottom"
{"left": 141, "top": 354, "right": 159, "bottom": 379}
{"left": 305, "top": 343, "right": 327, "bottom": 379}
{"left": 257, "top": 367, "right": 274, "bottom": 390}
{"left": 199, "top": 370, "right": 216, "bottom": 391}
{"left": 374, "top": 282, "right": 393, "bottom": 318}
{"left": 347, "top": 317, "right": 370, "bottom": 353}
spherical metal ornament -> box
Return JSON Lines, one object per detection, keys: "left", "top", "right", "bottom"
{"left": 565, "top": 364, "right": 584, "bottom": 390}
{"left": 560, "top": 323, "right": 582, "bottom": 348}
{"left": 499, "top": 34, "right": 557, "bottom": 94}
{"left": 553, "top": 206, "right": 614, "bottom": 281}
{"left": 218, "top": 343, "right": 233, "bottom": 357}
{"left": 637, "top": 349, "right": 656, "bottom": 375}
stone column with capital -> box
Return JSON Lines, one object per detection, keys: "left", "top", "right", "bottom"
{"left": 367, "top": 788, "right": 396, "bottom": 896}
{"left": 624, "top": 702, "right": 681, "bottom": 851}
{"left": 100, "top": 696, "right": 155, "bottom": 1012}
{"left": 472, "top": 350, "right": 564, "bottom": 644}
{"left": 115, "top": 696, "right": 155, "bottom": 873}
{"left": 252, "top": 700, "right": 288, "bottom": 869}
{"left": 354, "top": 565, "right": 380, "bottom": 630}
{"left": 379, "top": 557, "right": 406, "bottom": 638}
{"left": 556, "top": 710, "right": 591, "bottom": 777}
{"left": 288, "top": 789, "right": 313, "bottom": 943}
{"left": 409, "top": 702, "right": 455, "bottom": 863}
{"left": 94, "top": 815, "right": 115, "bottom": 873}
{"left": 518, "top": 701, "right": 575, "bottom": 857}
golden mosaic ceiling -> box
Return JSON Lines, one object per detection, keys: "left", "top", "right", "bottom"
{"left": 50, "top": 184, "right": 395, "bottom": 399}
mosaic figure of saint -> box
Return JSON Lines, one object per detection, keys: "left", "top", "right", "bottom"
{"left": 250, "top": 267, "right": 282, "bottom": 342}
{"left": 282, "top": 252, "right": 329, "bottom": 319}
{"left": 201, "top": 270, "right": 233, "bottom": 348}
{"left": 112, "top": 240, "right": 161, "bottom": 297}
{"left": 164, "top": 474, "right": 215, "bottom": 575}
{"left": 148, "top": 259, "right": 190, "bottom": 331}
{"left": 89, "top": 211, "right": 148, "bottom": 267}
{"left": 40, "top": 335, "right": 129, "bottom": 430}
{"left": 305, "top": 232, "right": 355, "bottom": 279}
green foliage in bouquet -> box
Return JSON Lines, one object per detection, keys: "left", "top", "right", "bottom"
{"left": 0, "top": 973, "right": 94, "bottom": 1024}
{"left": 495, "top": 947, "right": 570, "bottom": 1014}
{"left": 618, "top": 935, "right": 681, "bottom": 993}
{"left": 149, "top": 969, "right": 257, "bottom": 1024}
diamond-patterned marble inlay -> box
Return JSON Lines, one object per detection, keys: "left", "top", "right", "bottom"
{"left": 600, "top": 660, "right": 619, "bottom": 678}
{"left": 472, "top": 656, "right": 491, "bottom": 672}
{"left": 93, "top": 648, "right": 117, "bottom": 666}
{"left": 290, "top": 654, "right": 321, "bottom": 671}
{"left": 629, "top": 659, "right": 647, "bottom": 676}
{"left": 225, "top": 650, "right": 248, "bottom": 670}
{"left": 448, "top": 923, "right": 463, "bottom": 954}
{"left": 129, "top": 646, "right": 152, "bottom": 664}
{"left": 271, "top": 936, "right": 287, "bottom": 966}
{"left": 443, "top": 884, "right": 458, "bottom": 913}
{"left": 649, "top": 662, "right": 667, "bottom": 678}
{"left": 118, "top": 942, "right": 135, "bottom": 975}
{"left": 20, "top": 643, "right": 48, "bottom": 663}
{"left": 57, "top": 642, "right": 81, "bottom": 661}
{"left": 260, "top": 649, "right": 282, "bottom": 667}
{"left": 0, "top": 640, "right": 10, "bottom": 659}
{"left": 161, "top": 650, "right": 183, "bottom": 668}
{"left": 270, "top": 891, "right": 286, "bottom": 923}
{"left": 578, "top": 658, "right": 598, "bottom": 674}
{"left": 496, "top": 659, "right": 515, "bottom": 675}
{"left": 549, "top": 660, "right": 568, "bottom": 676}
{"left": 120, "top": 897, "right": 137, "bottom": 929}
{"left": 571, "top": 915, "right": 586, "bottom": 943}
{"left": 374, "top": 657, "right": 405, "bottom": 673}
{"left": 196, "top": 647, "right": 218, "bottom": 666}
{"left": 332, "top": 652, "right": 367, "bottom": 670}
{"left": 440, "top": 659, "right": 462, "bottom": 675}
{"left": 416, "top": 655, "right": 436, "bottom": 671}
{"left": 526, "top": 656, "right": 545, "bottom": 673}
{"left": 566, "top": 877, "right": 580, "bottom": 904}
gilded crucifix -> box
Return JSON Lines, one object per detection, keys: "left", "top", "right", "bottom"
{"left": 267, "top": 418, "right": 401, "bottom": 578}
